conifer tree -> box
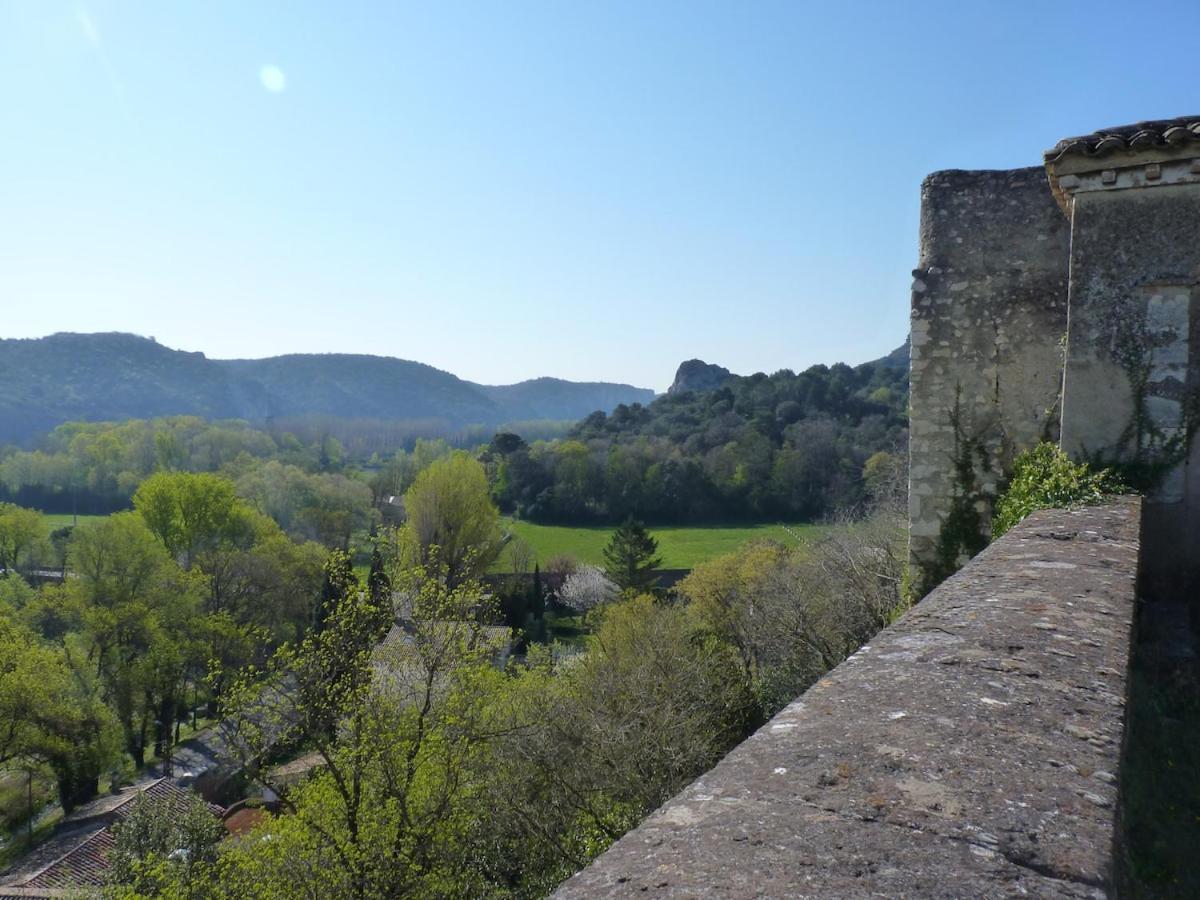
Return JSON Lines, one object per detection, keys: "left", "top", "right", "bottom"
{"left": 313, "top": 549, "right": 358, "bottom": 635}
{"left": 530, "top": 563, "right": 545, "bottom": 620}
{"left": 602, "top": 519, "right": 662, "bottom": 593}
{"left": 368, "top": 541, "right": 391, "bottom": 609}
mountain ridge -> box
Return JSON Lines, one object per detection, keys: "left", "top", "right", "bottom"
{"left": 0, "top": 333, "right": 656, "bottom": 445}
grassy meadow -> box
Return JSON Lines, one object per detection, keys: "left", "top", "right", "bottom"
{"left": 24, "top": 508, "right": 821, "bottom": 575}
{"left": 501, "top": 519, "right": 823, "bottom": 570}
{"left": 41, "top": 513, "right": 109, "bottom": 531}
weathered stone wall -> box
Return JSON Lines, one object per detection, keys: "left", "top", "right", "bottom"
{"left": 553, "top": 499, "right": 1141, "bottom": 899}
{"left": 909, "top": 167, "right": 1070, "bottom": 592}
{"left": 1060, "top": 183, "right": 1200, "bottom": 572}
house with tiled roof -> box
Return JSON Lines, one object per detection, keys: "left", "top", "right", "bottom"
{"left": 0, "top": 778, "right": 223, "bottom": 897}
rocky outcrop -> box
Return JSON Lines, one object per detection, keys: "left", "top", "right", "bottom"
{"left": 666, "top": 359, "right": 732, "bottom": 395}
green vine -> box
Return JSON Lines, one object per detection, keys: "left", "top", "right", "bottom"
{"left": 921, "top": 386, "right": 994, "bottom": 595}
{"left": 1083, "top": 293, "right": 1199, "bottom": 492}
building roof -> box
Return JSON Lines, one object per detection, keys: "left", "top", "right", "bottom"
{"left": 1045, "top": 116, "right": 1200, "bottom": 163}
{"left": 20, "top": 830, "right": 113, "bottom": 890}
{"left": 0, "top": 779, "right": 222, "bottom": 893}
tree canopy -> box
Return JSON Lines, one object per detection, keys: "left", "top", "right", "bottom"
{"left": 602, "top": 519, "right": 662, "bottom": 593}
{"left": 401, "top": 452, "right": 502, "bottom": 586}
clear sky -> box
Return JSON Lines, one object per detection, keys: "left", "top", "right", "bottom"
{"left": 3, "top": 1, "right": 1199, "bottom": 392}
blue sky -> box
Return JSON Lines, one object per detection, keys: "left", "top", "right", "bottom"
{"left": 3, "top": 1, "right": 1199, "bottom": 391}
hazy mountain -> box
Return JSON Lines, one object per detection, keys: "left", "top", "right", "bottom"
{"left": 476, "top": 378, "right": 659, "bottom": 421}
{"left": 0, "top": 333, "right": 655, "bottom": 445}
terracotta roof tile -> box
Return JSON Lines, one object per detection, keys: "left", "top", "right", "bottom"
{"left": 2, "top": 779, "right": 223, "bottom": 893}
{"left": 22, "top": 830, "right": 112, "bottom": 889}
{"left": 1045, "top": 116, "right": 1200, "bottom": 162}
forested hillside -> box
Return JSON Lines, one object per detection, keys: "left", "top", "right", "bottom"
{"left": 0, "top": 333, "right": 655, "bottom": 444}
{"left": 487, "top": 351, "right": 908, "bottom": 524}
{"left": 1, "top": 341, "right": 908, "bottom": 527}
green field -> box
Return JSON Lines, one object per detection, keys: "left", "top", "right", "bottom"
{"left": 501, "top": 519, "right": 823, "bottom": 570}
{"left": 26, "top": 509, "right": 819, "bottom": 573}
{"left": 41, "top": 513, "right": 109, "bottom": 531}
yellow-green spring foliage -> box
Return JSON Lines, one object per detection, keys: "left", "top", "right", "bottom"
{"left": 992, "top": 443, "right": 1123, "bottom": 539}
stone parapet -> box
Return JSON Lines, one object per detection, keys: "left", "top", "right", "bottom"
{"left": 553, "top": 499, "right": 1141, "bottom": 899}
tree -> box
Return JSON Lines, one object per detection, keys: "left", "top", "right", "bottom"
{"left": 67, "top": 514, "right": 206, "bottom": 767}
{"left": 678, "top": 503, "right": 906, "bottom": 719}
{"left": 602, "top": 519, "right": 662, "bottom": 593}
{"left": 136, "top": 472, "right": 325, "bottom": 647}
{"left": 0, "top": 503, "right": 47, "bottom": 578}
{"left": 556, "top": 565, "right": 618, "bottom": 615}
{"left": 107, "top": 791, "right": 224, "bottom": 897}
{"left": 472, "top": 595, "right": 755, "bottom": 892}
{"left": 0, "top": 613, "right": 70, "bottom": 767}
{"left": 401, "top": 453, "right": 502, "bottom": 587}
{"left": 0, "top": 614, "right": 121, "bottom": 811}
{"left": 194, "top": 509, "right": 326, "bottom": 642}
{"left": 862, "top": 449, "right": 904, "bottom": 506}
{"left": 530, "top": 563, "right": 545, "bottom": 620}
{"left": 488, "top": 432, "right": 527, "bottom": 456}
{"left": 313, "top": 549, "right": 359, "bottom": 636}
{"left": 367, "top": 535, "right": 391, "bottom": 609}
{"left": 133, "top": 472, "right": 247, "bottom": 569}
{"left": 212, "top": 571, "right": 507, "bottom": 898}
{"left": 233, "top": 461, "right": 374, "bottom": 548}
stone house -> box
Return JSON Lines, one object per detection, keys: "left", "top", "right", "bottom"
{"left": 909, "top": 116, "right": 1200, "bottom": 593}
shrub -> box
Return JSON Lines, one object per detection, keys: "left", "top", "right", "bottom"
{"left": 991, "top": 443, "right": 1124, "bottom": 538}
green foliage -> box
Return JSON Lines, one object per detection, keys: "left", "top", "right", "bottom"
{"left": 67, "top": 514, "right": 208, "bottom": 767}
{"left": 107, "top": 792, "right": 224, "bottom": 897}
{"left": 0, "top": 416, "right": 377, "bottom": 547}
{"left": 143, "top": 501, "right": 905, "bottom": 898}
{"left": 492, "top": 356, "right": 908, "bottom": 525}
{"left": 0, "top": 609, "right": 122, "bottom": 811}
{"left": 210, "top": 572, "right": 504, "bottom": 898}
{"left": 601, "top": 519, "right": 662, "bottom": 593}
{"left": 234, "top": 459, "right": 375, "bottom": 548}
{"left": 922, "top": 389, "right": 994, "bottom": 596}
{"left": 313, "top": 549, "right": 360, "bottom": 636}
{"left": 401, "top": 453, "right": 502, "bottom": 586}
{"left": 0, "top": 503, "right": 49, "bottom": 578}
{"left": 679, "top": 504, "right": 907, "bottom": 719}
{"left": 991, "top": 443, "right": 1123, "bottom": 539}
{"left": 0, "top": 612, "right": 76, "bottom": 767}
{"left": 133, "top": 472, "right": 247, "bottom": 568}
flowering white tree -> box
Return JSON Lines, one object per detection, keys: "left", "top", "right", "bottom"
{"left": 556, "top": 565, "right": 619, "bottom": 614}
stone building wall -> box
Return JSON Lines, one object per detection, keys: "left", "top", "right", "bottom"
{"left": 909, "top": 167, "right": 1069, "bottom": 592}
{"left": 1059, "top": 183, "right": 1200, "bottom": 572}
{"left": 1060, "top": 184, "right": 1200, "bottom": 485}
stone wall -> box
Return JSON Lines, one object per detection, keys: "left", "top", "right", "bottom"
{"left": 909, "top": 167, "right": 1070, "bottom": 592}
{"left": 1059, "top": 183, "right": 1200, "bottom": 571}
{"left": 553, "top": 499, "right": 1141, "bottom": 899}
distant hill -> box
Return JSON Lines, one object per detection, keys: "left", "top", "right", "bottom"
{"left": 0, "top": 333, "right": 655, "bottom": 445}
{"left": 866, "top": 338, "right": 910, "bottom": 371}
{"left": 492, "top": 349, "right": 911, "bottom": 524}
{"left": 663, "top": 342, "right": 908, "bottom": 399}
